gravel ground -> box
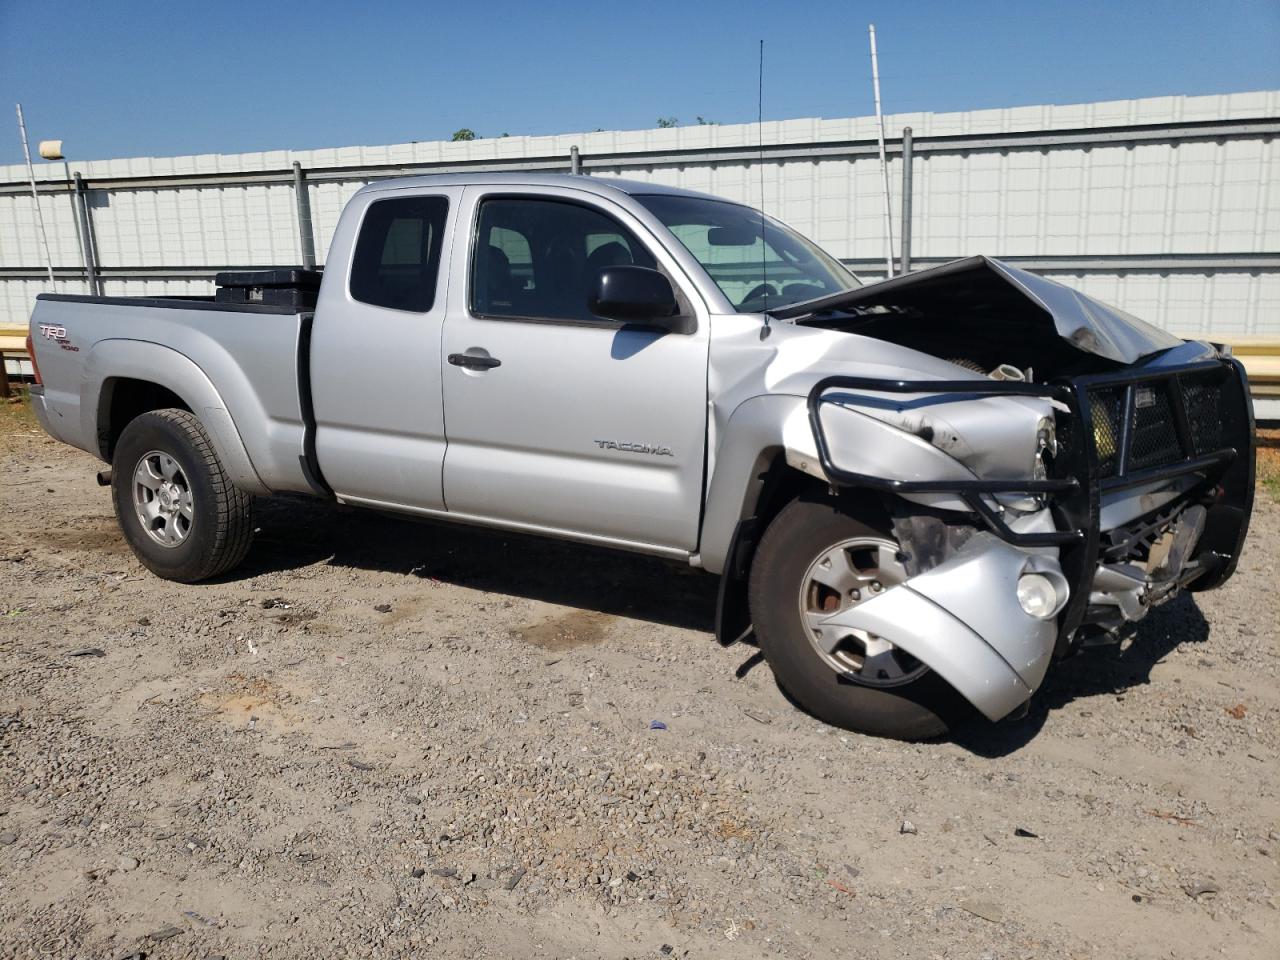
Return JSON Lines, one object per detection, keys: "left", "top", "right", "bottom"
{"left": 1, "top": 422, "right": 1277, "bottom": 959}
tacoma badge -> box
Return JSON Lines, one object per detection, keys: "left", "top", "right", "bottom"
{"left": 593, "top": 440, "right": 674, "bottom": 457}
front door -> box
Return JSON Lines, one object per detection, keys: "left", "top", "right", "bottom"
{"left": 439, "top": 185, "right": 710, "bottom": 553}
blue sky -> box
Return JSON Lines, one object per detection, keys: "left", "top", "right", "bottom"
{"left": 2, "top": 0, "right": 1277, "bottom": 165}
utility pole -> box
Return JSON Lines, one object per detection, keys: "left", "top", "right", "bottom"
{"left": 900, "top": 126, "right": 914, "bottom": 273}
{"left": 868, "top": 26, "right": 895, "bottom": 279}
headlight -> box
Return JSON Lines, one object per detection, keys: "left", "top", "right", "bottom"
{"left": 1004, "top": 415, "right": 1057, "bottom": 514}
{"left": 1036, "top": 416, "right": 1057, "bottom": 457}
{"left": 1092, "top": 414, "right": 1116, "bottom": 462}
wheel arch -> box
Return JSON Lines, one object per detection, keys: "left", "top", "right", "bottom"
{"left": 83, "top": 341, "right": 268, "bottom": 495}
{"left": 703, "top": 394, "right": 885, "bottom": 645}
{"left": 100, "top": 378, "right": 189, "bottom": 460}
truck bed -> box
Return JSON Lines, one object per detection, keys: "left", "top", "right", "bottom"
{"left": 29, "top": 293, "right": 315, "bottom": 495}
{"left": 37, "top": 293, "right": 300, "bottom": 314}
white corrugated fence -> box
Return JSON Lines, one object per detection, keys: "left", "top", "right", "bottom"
{"left": 1, "top": 90, "right": 1278, "bottom": 345}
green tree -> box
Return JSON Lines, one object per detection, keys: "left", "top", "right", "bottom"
{"left": 656, "top": 117, "right": 678, "bottom": 128}
{"left": 451, "top": 128, "right": 478, "bottom": 141}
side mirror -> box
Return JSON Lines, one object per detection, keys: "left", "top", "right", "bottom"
{"left": 589, "top": 265, "right": 691, "bottom": 333}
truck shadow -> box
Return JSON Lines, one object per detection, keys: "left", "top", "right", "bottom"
{"left": 230, "top": 496, "right": 719, "bottom": 632}
{"left": 233, "top": 496, "right": 1213, "bottom": 751}
{"left": 952, "top": 592, "right": 1212, "bottom": 757}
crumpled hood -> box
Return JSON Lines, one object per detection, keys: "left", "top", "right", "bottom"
{"left": 770, "top": 255, "right": 1184, "bottom": 365}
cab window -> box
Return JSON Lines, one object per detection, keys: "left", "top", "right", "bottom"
{"left": 471, "top": 197, "right": 656, "bottom": 323}
{"left": 350, "top": 196, "right": 449, "bottom": 312}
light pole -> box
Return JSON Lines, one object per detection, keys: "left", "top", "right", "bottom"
{"left": 38, "top": 139, "right": 95, "bottom": 294}
{"left": 15, "top": 103, "right": 56, "bottom": 287}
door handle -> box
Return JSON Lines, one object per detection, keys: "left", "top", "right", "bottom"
{"left": 448, "top": 352, "right": 502, "bottom": 370}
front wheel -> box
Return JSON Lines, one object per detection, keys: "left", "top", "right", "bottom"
{"left": 747, "top": 495, "right": 967, "bottom": 740}
{"left": 111, "top": 409, "right": 254, "bottom": 583}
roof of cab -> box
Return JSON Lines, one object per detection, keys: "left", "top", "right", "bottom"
{"left": 357, "top": 172, "right": 725, "bottom": 203}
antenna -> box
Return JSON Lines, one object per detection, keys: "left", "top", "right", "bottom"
{"left": 758, "top": 38, "right": 770, "bottom": 330}
{"left": 868, "top": 25, "right": 895, "bottom": 279}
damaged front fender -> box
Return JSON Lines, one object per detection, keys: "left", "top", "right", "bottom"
{"left": 828, "top": 532, "right": 1066, "bottom": 721}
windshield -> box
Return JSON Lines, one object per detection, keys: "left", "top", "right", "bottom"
{"left": 635, "top": 194, "right": 859, "bottom": 312}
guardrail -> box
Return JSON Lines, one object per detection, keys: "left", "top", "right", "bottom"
{"left": 0, "top": 326, "right": 21, "bottom": 398}
{"left": 1234, "top": 338, "right": 1280, "bottom": 400}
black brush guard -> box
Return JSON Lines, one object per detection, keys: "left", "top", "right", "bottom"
{"left": 807, "top": 355, "right": 1255, "bottom": 652}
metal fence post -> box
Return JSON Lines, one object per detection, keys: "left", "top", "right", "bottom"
{"left": 61, "top": 161, "right": 88, "bottom": 292}
{"left": 292, "top": 161, "right": 317, "bottom": 270}
{"left": 72, "top": 174, "right": 100, "bottom": 295}
{"left": 900, "top": 126, "right": 913, "bottom": 274}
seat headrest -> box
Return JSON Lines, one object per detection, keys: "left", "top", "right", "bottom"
{"left": 586, "top": 241, "right": 633, "bottom": 272}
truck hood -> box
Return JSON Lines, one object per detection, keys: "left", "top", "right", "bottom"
{"left": 770, "top": 255, "right": 1183, "bottom": 365}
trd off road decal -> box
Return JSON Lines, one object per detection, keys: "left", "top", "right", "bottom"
{"left": 39, "top": 323, "right": 78, "bottom": 352}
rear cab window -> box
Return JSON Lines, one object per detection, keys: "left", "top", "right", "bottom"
{"left": 350, "top": 196, "right": 450, "bottom": 312}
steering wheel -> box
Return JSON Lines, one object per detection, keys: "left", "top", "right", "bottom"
{"left": 737, "top": 282, "right": 778, "bottom": 312}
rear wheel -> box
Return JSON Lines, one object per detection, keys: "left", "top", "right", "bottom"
{"left": 111, "top": 409, "right": 253, "bottom": 583}
{"left": 748, "top": 495, "right": 965, "bottom": 740}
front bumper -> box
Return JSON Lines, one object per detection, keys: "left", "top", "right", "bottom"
{"left": 809, "top": 352, "right": 1255, "bottom": 718}
{"left": 831, "top": 533, "right": 1057, "bottom": 720}
{"left": 1048, "top": 354, "right": 1254, "bottom": 647}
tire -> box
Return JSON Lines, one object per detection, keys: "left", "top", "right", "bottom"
{"left": 110, "top": 409, "right": 254, "bottom": 583}
{"left": 748, "top": 495, "right": 966, "bottom": 740}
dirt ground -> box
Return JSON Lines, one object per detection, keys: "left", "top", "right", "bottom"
{"left": 1, "top": 407, "right": 1277, "bottom": 959}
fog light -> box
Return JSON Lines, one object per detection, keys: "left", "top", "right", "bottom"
{"left": 1016, "top": 573, "right": 1059, "bottom": 619}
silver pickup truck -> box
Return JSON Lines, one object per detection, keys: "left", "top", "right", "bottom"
{"left": 26, "top": 173, "right": 1255, "bottom": 739}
